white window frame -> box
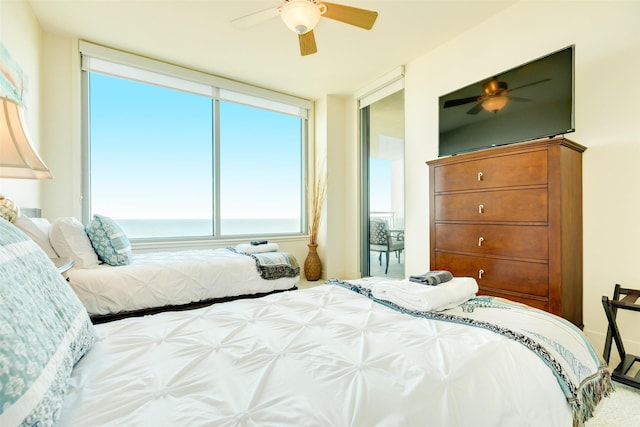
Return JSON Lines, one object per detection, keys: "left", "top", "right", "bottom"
{"left": 80, "top": 41, "right": 312, "bottom": 242}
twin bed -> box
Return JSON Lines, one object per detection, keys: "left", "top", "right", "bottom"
{"left": 68, "top": 247, "right": 300, "bottom": 322}
{"left": 13, "top": 214, "right": 300, "bottom": 322}
{"left": 0, "top": 218, "right": 613, "bottom": 426}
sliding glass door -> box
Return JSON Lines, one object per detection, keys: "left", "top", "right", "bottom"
{"left": 360, "top": 90, "right": 405, "bottom": 278}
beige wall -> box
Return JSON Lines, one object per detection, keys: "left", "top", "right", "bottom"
{"left": 403, "top": 1, "right": 640, "bottom": 356}
{"left": 320, "top": 94, "right": 360, "bottom": 280}
{"left": 41, "top": 34, "right": 83, "bottom": 221}
{"left": 6, "top": 0, "right": 640, "bottom": 357}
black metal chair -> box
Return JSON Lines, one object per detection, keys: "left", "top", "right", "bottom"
{"left": 601, "top": 284, "right": 640, "bottom": 389}
{"left": 369, "top": 219, "right": 404, "bottom": 275}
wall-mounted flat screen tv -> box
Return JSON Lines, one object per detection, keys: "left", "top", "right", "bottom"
{"left": 438, "top": 46, "right": 574, "bottom": 157}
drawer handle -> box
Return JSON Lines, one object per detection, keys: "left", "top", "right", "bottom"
{"left": 477, "top": 172, "right": 483, "bottom": 181}
{"left": 478, "top": 204, "right": 484, "bottom": 214}
{"left": 479, "top": 269, "right": 485, "bottom": 279}
{"left": 478, "top": 237, "right": 484, "bottom": 247}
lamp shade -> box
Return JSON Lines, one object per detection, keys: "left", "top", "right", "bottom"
{"left": 0, "top": 97, "right": 52, "bottom": 179}
{"left": 279, "top": 0, "right": 323, "bottom": 35}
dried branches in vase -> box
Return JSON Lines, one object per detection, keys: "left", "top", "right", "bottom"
{"left": 304, "top": 164, "right": 326, "bottom": 281}
{"left": 308, "top": 166, "right": 327, "bottom": 245}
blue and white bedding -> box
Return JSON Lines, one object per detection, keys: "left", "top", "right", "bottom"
{"left": 59, "top": 279, "right": 610, "bottom": 427}
{"left": 0, "top": 219, "right": 95, "bottom": 426}
{"left": 335, "top": 277, "right": 612, "bottom": 425}
{"left": 231, "top": 247, "right": 300, "bottom": 280}
{"left": 1, "top": 218, "right": 611, "bottom": 427}
{"left": 67, "top": 248, "right": 299, "bottom": 317}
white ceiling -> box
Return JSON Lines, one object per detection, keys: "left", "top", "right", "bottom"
{"left": 28, "top": 0, "right": 516, "bottom": 100}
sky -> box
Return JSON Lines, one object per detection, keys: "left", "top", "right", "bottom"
{"left": 89, "top": 72, "right": 302, "bottom": 221}
{"left": 369, "top": 158, "right": 391, "bottom": 212}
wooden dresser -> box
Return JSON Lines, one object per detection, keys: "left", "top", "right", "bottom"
{"left": 427, "top": 137, "right": 586, "bottom": 326}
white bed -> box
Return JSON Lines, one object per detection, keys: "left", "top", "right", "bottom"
{"left": 67, "top": 248, "right": 299, "bottom": 320}
{"left": 13, "top": 213, "right": 299, "bottom": 321}
{"left": 1, "top": 219, "right": 612, "bottom": 427}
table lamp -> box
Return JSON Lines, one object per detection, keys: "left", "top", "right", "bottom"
{"left": 0, "top": 96, "right": 52, "bottom": 222}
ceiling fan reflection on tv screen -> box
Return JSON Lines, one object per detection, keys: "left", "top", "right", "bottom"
{"left": 438, "top": 46, "right": 575, "bottom": 157}
{"left": 443, "top": 77, "right": 551, "bottom": 115}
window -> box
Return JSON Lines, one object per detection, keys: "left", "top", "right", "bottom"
{"left": 219, "top": 101, "right": 303, "bottom": 235}
{"left": 81, "top": 42, "right": 310, "bottom": 239}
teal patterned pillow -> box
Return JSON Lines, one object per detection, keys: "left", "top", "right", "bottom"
{"left": 0, "top": 219, "right": 96, "bottom": 426}
{"left": 86, "top": 214, "right": 131, "bottom": 266}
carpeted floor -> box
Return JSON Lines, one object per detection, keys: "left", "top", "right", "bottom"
{"left": 586, "top": 382, "right": 640, "bottom": 426}
{"left": 369, "top": 251, "right": 405, "bottom": 279}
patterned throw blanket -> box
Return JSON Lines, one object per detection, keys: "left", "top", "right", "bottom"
{"left": 230, "top": 248, "right": 300, "bottom": 280}
{"left": 329, "top": 279, "right": 613, "bottom": 427}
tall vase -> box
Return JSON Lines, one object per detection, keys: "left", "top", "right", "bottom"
{"left": 304, "top": 243, "right": 322, "bottom": 281}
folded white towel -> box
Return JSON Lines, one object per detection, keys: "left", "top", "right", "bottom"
{"left": 371, "top": 277, "right": 479, "bottom": 312}
{"left": 235, "top": 242, "right": 279, "bottom": 254}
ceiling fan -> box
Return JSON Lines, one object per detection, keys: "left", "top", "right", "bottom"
{"left": 232, "top": 0, "right": 378, "bottom": 56}
{"left": 443, "top": 77, "right": 551, "bottom": 115}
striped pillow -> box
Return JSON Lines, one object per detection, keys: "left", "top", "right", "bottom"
{"left": 86, "top": 214, "right": 131, "bottom": 266}
{"left": 0, "top": 219, "right": 96, "bottom": 426}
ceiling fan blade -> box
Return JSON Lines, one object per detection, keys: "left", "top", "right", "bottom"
{"left": 232, "top": 6, "right": 279, "bottom": 29}
{"left": 322, "top": 2, "right": 378, "bottom": 30}
{"left": 509, "top": 96, "right": 532, "bottom": 102}
{"left": 509, "top": 78, "right": 551, "bottom": 92}
{"left": 467, "top": 102, "right": 484, "bottom": 115}
{"left": 299, "top": 30, "right": 318, "bottom": 56}
{"left": 444, "top": 96, "right": 480, "bottom": 108}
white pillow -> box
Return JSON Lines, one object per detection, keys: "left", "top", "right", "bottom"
{"left": 14, "top": 214, "right": 59, "bottom": 258}
{"left": 49, "top": 217, "right": 100, "bottom": 268}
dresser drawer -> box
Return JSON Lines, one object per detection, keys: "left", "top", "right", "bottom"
{"left": 435, "top": 223, "right": 548, "bottom": 260}
{"left": 435, "top": 252, "right": 549, "bottom": 297}
{"left": 433, "top": 150, "right": 547, "bottom": 192}
{"left": 435, "top": 188, "right": 547, "bottom": 222}
{"left": 476, "top": 288, "right": 549, "bottom": 311}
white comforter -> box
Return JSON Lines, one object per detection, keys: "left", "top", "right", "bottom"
{"left": 67, "top": 248, "right": 298, "bottom": 316}
{"left": 60, "top": 281, "right": 576, "bottom": 426}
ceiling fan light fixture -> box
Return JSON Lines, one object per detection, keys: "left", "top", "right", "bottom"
{"left": 482, "top": 95, "right": 509, "bottom": 112}
{"left": 279, "top": 0, "right": 325, "bottom": 35}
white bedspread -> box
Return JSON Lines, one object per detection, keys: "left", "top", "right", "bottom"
{"left": 60, "top": 282, "right": 577, "bottom": 426}
{"left": 66, "top": 248, "right": 298, "bottom": 316}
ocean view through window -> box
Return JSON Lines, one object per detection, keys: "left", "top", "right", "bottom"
{"left": 82, "top": 44, "right": 308, "bottom": 240}
{"left": 114, "top": 218, "right": 303, "bottom": 239}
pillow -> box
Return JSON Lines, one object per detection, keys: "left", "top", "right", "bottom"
{"left": 14, "top": 214, "right": 60, "bottom": 258}
{"left": 0, "top": 219, "right": 96, "bottom": 426}
{"left": 49, "top": 217, "right": 100, "bottom": 268}
{"left": 85, "top": 214, "right": 131, "bottom": 266}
